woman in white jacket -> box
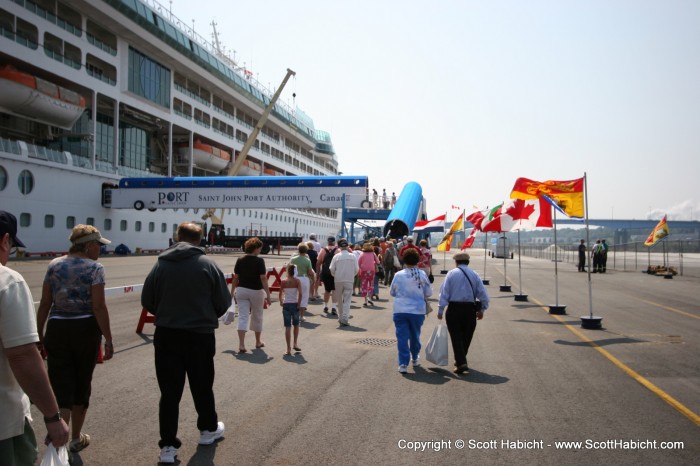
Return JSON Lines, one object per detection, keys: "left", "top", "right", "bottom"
{"left": 389, "top": 248, "right": 432, "bottom": 373}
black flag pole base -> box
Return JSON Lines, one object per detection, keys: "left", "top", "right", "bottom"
{"left": 548, "top": 305, "right": 567, "bottom": 315}
{"left": 482, "top": 279, "right": 490, "bottom": 285}
{"left": 663, "top": 274, "right": 673, "bottom": 279}
{"left": 514, "top": 294, "right": 528, "bottom": 302}
{"left": 440, "top": 269, "right": 449, "bottom": 275}
{"left": 580, "top": 315, "right": 603, "bottom": 329}
{"left": 499, "top": 285, "right": 512, "bottom": 292}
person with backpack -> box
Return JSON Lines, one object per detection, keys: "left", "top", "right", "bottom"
{"left": 383, "top": 240, "right": 398, "bottom": 285}
{"left": 316, "top": 237, "right": 339, "bottom": 316}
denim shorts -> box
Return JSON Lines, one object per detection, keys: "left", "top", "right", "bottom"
{"left": 282, "top": 303, "right": 300, "bottom": 327}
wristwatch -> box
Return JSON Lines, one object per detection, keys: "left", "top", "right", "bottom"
{"left": 44, "top": 412, "right": 62, "bottom": 423}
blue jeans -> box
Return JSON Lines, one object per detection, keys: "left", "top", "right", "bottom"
{"left": 393, "top": 313, "right": 425, "bottom": 366}
{"left": 373, "top": 273, "right": 380, "bottom": 296}
{"left": 282, "top": 303, "right": 300, "bottom": 327}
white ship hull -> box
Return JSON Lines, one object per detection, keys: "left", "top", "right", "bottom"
{"left": 1, "top": 154, "right": 337, "bottom": 252}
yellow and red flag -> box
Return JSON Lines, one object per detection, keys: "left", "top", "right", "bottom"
{"left": 437, "top": 212, "right": 464, "bottom": 252}
{"left": 510, "top": 177, "right": 584, "bottom": 218}
{"left": 644, "top": 215, "right": 670, "bottom": 246}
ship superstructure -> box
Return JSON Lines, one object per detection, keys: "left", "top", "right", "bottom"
{"left": 0, "top": 0, "right": 340, "bottom": 251}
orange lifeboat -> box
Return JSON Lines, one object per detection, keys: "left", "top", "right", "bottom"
{"left": 237, "top": 159, "right": 262, "bottom": 176}
{"left": 177, "top": 140, "right": 232, "bottom": 171}
{"left": 263, "top": 167, "right": 282, "bottom": 176}
{"left": 0, "top": 65, "right": 86, "bottom": 129}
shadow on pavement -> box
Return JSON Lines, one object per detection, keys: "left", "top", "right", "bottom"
{"left": 185, "top": 441, "right": 219, "bottom": 466}
{"left": 222, "top": 349, "right": 274, "bottom": 364}
{"left": 554, "top": 337, "right": 645, "bottom": 347}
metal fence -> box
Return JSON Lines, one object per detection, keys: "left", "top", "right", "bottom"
{"left": 517, "top": 239, "right": 700, "bottom": 278}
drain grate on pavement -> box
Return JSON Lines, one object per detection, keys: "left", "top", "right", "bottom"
{"left": 356, "top": 338, "right": 396, "bottom": 347}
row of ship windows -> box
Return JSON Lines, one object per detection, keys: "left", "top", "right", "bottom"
{"left": 15, "top": 213, "right": 309, "bottom": 239}
{"left": 7, "top": 0, "right": 320, "bottom": 147}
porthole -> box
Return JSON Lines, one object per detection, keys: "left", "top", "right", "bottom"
{"left": 0, "top": 166, "right": 7, "bottom": 190}
{"left": 18, "top": 170, "right": 34, "bottom": 194}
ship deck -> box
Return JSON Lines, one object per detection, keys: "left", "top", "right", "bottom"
{"left": 11, "top": 249, "right": 699, "bottom": 465}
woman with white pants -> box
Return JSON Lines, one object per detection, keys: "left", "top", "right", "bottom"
{"left": 232, "top": 237, "right": 271, "bottom": 352}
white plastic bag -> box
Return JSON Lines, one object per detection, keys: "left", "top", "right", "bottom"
{"left": 221, "top": 303, "right": 236, "bottom": 325}
{"left": 40, "top": 443, "right": 69, "bottom": 466}
{"left": 425, "top": 323, "right": 449, "bottom": 366}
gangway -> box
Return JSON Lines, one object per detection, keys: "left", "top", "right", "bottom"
{"left": 340, "top": 181, "right": 425, "bottom": 243}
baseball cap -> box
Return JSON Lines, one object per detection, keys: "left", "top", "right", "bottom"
{"left": 0, "top": 211, "right": 26, "bottom": 248}
{"left": 338, "top": 239, "right": 349, "bottom": 247}
{"left": 327, "top": 236, "right": 336, "bottom": 243}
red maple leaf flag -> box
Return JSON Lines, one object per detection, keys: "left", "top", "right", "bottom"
{"left": 481, "top": 198, "right": 552, "bottom": 232}
{"left": 466, "top": 211, "right": 486, "bottom": 231}
{"left": 461, "top": 228, "right": 478, "bottom": 249}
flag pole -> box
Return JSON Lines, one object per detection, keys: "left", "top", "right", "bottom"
{"left": 548, "top": 207, "right": 566, "bottom": 314}
{"left": 499, "top": 232, "right": 511, "bottom": 292}
{"left": 580, "top": 172, "right": 602, "bottom": 328}
{"left": 482, "top": 231, "right": 490, "bottom": 285}
{"left": 482, "top": 206, "right": 490, "bottom": 285}
{"left": 440, "top": 211, "right": 449, "bottom": 274}
{"left": 514, "top": 229, "right": 527, "bottom": 301}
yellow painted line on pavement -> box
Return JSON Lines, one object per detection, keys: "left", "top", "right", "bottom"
{"left": 629, "top": 296, "right": 700, "bottom": 320}
{"left": 526, "top": 295, "right": 700, "bottom": 428}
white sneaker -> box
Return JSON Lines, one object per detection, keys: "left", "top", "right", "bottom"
{"left": 398, "top": 364, "right": 408, "bottom": 373}
{"left": 159, "top": 446, "right": 177, "bottom": 463}
{"left": 199, "top": 421, "right": 225, "bottom": 445}
{"left": 412, "top": 356, "right": 421, "bottom": 367}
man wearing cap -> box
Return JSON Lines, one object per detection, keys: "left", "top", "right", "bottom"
{"left": 329, "top": 239, "right": 359, "bottom": 327}
{"left": 316, "top": 237, "right": 339, "bottom": 315}
{"left": 437, "top": 252, "right": 490, "bottom": 375}
{"left": 0, "top": 211, "right": 69, "bottom": 464}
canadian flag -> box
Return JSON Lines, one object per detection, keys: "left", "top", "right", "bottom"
{"left": 481, "top": 198, "right": 553, "bottom": 232}
{"left": 461, "top": 228, "right": 478, "bottom": 249}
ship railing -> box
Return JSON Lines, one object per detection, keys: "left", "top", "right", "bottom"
{"left": 26, "top": 144, "right": 68, "bottom": 165}
{"left": 142, "top": 0, "right": 305, "bottom": 132}
{"left": 0, "top": 137, "right": 22, "bottom": 156}
{"left": 71, "top": 154, "right": 93, "bottom": 169}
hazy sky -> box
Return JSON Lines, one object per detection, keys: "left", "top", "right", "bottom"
{"left": 169, "top": 0, "right": 699, "bottom": 221}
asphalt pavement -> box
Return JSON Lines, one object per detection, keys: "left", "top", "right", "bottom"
{"left": 9, "top": 248, "right": 699, "bottom": 466}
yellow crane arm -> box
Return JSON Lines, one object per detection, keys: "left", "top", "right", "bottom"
{"left": 227, "top": 68, "right": 296, "bottom": 176}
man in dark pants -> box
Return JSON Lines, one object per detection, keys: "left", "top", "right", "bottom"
{"left": 578, "top": 239, "right": 586, "bottom": 272}
{"left": 142, "top": 222, "right": 232, "bottom": 464}
{"left": 437, "top": 253, "right": 490, "bottom": 375}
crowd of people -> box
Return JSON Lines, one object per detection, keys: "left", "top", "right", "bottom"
{"left": 0, "top": 212, "right": 492, "bottom": 465}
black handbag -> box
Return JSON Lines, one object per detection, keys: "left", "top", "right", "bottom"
{"left": 376, "top": 265, "right": 385, "bottom": 280}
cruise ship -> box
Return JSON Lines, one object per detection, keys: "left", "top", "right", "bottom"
{"left": 0, "top": 0, "right": 341, "bottom": 252}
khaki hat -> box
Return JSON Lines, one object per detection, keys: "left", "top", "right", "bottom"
{"left": 72, "top": 231, "right": 111, "bottom": 245}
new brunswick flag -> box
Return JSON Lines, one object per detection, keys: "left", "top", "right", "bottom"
{"left": 644, "top": 215, "right": 670, "bottom": 246}
{"left": 437, "top": 212, "right": 464, "bottom": 252}
{"left": 511, "top": 177, "right": 585, "bottom": 218}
